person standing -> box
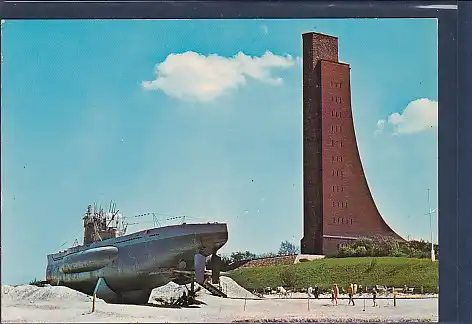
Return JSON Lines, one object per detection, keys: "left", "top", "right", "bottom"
{"left": 307, "top": 286, "right": 313, "bottom": 298}
{"left": 348, "top": 283, "right": 355, "bottom": 305}
{"left": 372, "top": 287, "right": 378, "bottom": 307}
{"left": 314, "top": 286, "right": 320, "bottom": 299}
{"left": 333, "top": 284, "right": 339, "bottom": 306}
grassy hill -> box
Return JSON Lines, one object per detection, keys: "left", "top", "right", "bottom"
{"left": 228, "top": 257, "right": 439, "bottom": 293}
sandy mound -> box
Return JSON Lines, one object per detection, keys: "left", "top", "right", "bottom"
{"left": 2, "top": 284, "right": 91, "bottom": 303}
{"left": 219, "top": 276, "right": 259, "bottom": 299}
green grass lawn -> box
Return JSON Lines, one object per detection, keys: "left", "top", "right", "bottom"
{"left": 228, "top": 257, "right": 439, "bottom": 293}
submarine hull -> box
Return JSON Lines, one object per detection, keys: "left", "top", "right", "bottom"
{"left": 46, "top": 223, "right": 228, "bottom": 304}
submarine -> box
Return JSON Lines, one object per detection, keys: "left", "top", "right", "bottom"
{"left": 46, "top": 203, "right": 228, "bottom": 304}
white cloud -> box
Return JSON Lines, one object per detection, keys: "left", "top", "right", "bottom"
{"left": 261, "top": 24, "right": 269, "bottom": 35}
{"left": 374, "top": 119, "right": 386, "bottom": 136}
{"left": 142, "top": 51, "right": 296, "bottom": 102}
{"left": 375, "top": 98, "right": 438, "bottom": 135}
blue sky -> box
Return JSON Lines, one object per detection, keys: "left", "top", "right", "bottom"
{"left": 1, "top": 19, "right": 438, "bottom": 285}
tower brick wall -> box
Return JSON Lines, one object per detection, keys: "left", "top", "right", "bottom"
{"left": 301, "top": 32, "right": 403, "bottom": 256}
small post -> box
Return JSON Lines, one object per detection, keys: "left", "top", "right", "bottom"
{"left": 243, "top": 295, "right": 247, "bottom": 311}
{"left": 363, "top": 296, "right": 366, "bottom": 311}
{"left": 92, "top": 277, "right": 104, "bottom": 313}
{"left": 393, "top": 292, "right": 397, "bottom": 307}
{"left": 307, "top": 297, "right": 310, "bottom": 311}
{"left": 92, "top": 293, "right": 97, "bottom": 312}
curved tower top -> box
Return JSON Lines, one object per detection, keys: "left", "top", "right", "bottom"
{"left": 301, "top": 32, "right": 403, "bottom": 256}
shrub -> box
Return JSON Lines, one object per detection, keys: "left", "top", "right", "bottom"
{"left": 29, "top": 278, "right": 45, "bottom": 287}
{"left": 337, "top": 246, "right": 356, "bottom": 257}
{"left": 279, "top": 267, "right": 297, "bottom": 287}
{"left": 371, "top": 235, "right": 400, "bottom": 257}
{"left": 354, "top": 246, "right": 368, "bottom": 257}
{"left": 335, "top": 235, "right": 438, "bottom": 259}
{"left": 352, "top": 238, "right": 375, "bottom": 253}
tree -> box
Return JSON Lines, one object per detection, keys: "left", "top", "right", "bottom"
{"left": 278, "top": 241, "right": 299, "bottom": 256}
{"left": 257, "top": 252, "right": 278, "bottom": 258}
{"left": 230, "top": 251, "right": 256, "bottom": 262}
{"left": 220, "top": 255, "right": 232, "bottom": 266}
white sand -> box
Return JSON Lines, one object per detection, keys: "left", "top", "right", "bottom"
{"left": 2, "top": 280, "right": 438, "bottom": 323}
{"left": 218, "top": 276, "right": 259, "bottom": 299}
{"left": 2, "top": 284, "right": 92, "bottom": 303}
{"left": 149, "top": 276, "right": 258, "bottom": 302}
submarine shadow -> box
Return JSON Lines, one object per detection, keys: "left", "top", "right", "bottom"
{"left": 143, "top": 300, "right": 206, "bottom": 309}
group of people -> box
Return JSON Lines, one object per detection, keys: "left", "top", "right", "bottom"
{"left": 330, "top": 283, "right": 377, "bottom": 307}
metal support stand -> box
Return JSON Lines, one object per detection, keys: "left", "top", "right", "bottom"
{"left": 92, "top": 278, "right": 104, "bottom": 313}
{"left": 190, "top": 275, "right": 195, "bottom": 296}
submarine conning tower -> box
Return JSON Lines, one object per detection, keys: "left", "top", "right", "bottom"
{"left": 83, "top": 202, "right": 125, "bottom": 245}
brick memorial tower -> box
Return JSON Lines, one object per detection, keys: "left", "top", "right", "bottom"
{"left": 301, "top": 32, "right": 403, "bottom": 256}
